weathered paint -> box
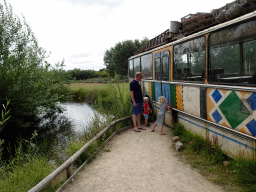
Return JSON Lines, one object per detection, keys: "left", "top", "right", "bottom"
{"left": 183, "top": 86, "right": 200, "bottom": 117}
{"left": 151, "top": 82, "right": 155, "bottom": 101}
{"left": 176, "top": 85, "right": 183, "bottom": 111}
{"left": 171, "top": 85, "right": 177, "bottom": 108}
{"left": 143, "top": 81, "right": 149, "bottom": 96}
{"left": 207, "top": 88, "right": 256, "bottom": 137}
{"left": 178, "top": 113, "right": 255, "bottom": 158}
{"left": 162, "top": 84, "right": 171, "bottom": 106}
{"left": 155, "top": 83, "right": 161, "bottom": 102}
{"left": 200, "top": 87, "right": 207, "bottom": 119}
{"left": 149, "top": 82, "right": 152, "bottom": 99}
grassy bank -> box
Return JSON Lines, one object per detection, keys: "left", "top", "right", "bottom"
{"left": 0, "top": 79, "right": 132, "bottom": 191}
{"left": 172, "top": 123, "right": 256, "bottom": 192}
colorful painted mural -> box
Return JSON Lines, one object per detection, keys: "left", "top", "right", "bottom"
{"left": 207, "top": 88, "right": 256, "bottom": 137}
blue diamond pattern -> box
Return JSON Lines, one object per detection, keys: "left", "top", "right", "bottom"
{"left": 212, "top": 89, "right": 222, "bottom": 104}
{"left": 247, "top": 93, "right": 256, "bottom": 111}
{"left": 212, "top": 110, "right": 222, "bottom": 123}
{"left": 246, "top": 119, "right": 256, "bottom": 136}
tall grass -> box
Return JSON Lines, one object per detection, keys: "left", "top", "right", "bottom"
{"left": 173, "top": 123, "right": 256, "bottom": 191}
{"left": 0, "top": 132, "right": 65, "bottom": 192}
{"left": 65, "top": 76, "right": 132, "bottom": 167}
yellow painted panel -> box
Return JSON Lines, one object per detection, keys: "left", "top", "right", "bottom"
{"left": 222, "top": 89, "right": 227, "bottom": 95}
{"left": 207, "top": 88, "right": 215, "bottom": 122}
{"left": 176, "top": 85, "right": 183, "bottom": 111}
{"left": 149, "top": 82, "right": 152, "bottom": 98}
{"left": 240, "top": 91, "right": 247, "bottom": 97}
{"left": 240, "top": 128, "right": 247, "bottom": 134}
{"left": 221, "top": 121, "right": 230, "bottom": 129}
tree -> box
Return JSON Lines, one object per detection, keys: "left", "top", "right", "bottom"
{"left": 104, "top": 37, "right": 149, "bottom": 77}
{"left": 0, "top": 1, "right": 70, "bottom": 152}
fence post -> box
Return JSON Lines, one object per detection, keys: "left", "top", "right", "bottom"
{"left": 129, "top": 118, "right": 132, "bottom": 127}
{"left": 113, "top": 124, "right": 116, "bottom": 132}
{"left": 66, "top": 166, "right": 72, "bottom": 179}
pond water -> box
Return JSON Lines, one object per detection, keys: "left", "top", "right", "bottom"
{"left": 61, "top": 102, "right": 97, "bottom": 133}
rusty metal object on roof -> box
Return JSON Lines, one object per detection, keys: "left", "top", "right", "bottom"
{"left": 170, "top": 21, "right": 181, "bottom": 34}
{"left": 216, "top": 10, "right": 227, "bottom": 23}
{"left": 225, "top": 1, "right": 248, "bottom": 20}
{"left": 135, "top": 0, "right": 256, "bottom": 55}
{"left": 181, "top": 13, "right": 214, "bottom": 31}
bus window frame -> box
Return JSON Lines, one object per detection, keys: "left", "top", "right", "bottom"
{"left": 208, "top": 18, "right": 256, "bottom": 87}
{"left": 173, "top": 35, "right": 206, "bottom": 83}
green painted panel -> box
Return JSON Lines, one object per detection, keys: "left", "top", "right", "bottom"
{"left": 171, "top": 85, "right": 177, "bottom": 108}
{"left": 151, "top": 82, "right": 155, "bottom": 101}
{"left": 219, "top": 91, "right": 250, "bottom": 128}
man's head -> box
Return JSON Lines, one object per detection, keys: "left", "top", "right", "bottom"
{"left": 135, "top": 72, "right": 143, "bottom": 81}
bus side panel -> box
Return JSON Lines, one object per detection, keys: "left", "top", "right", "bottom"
{"left": 183, "top": 86, "right": 200, "bottom": 117}
{"left": 151, "top": 82, "right": 155, "bottom": 101}
{"left": 162, "top": 84, "right": 172, "bottom": 127}
{"left": 155, "top": 83, "right": 161, "bottom": 102}
{"left": 162, "top": 84, "right": 171, "bottom": 106}
{"left": 176, "top": 85, "right": 183, "bottom": 111}
{"left": 143, "top": 81, "right": 149, "bottom": 96}
{"left": 207, "top": 88, "right": 256, "bottom": 137}
{"left": 171, "top": 85, "right": 177, "bottom": 108}
{"left": 178, "top": 113, "right": 255, "bottom": 157}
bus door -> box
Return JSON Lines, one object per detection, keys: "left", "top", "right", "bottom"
{"left": 154, "top": 51, "right": 171, "bottom": 105}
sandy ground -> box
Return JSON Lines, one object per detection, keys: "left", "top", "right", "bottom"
{"left": 61, "top": 124, "right": 224, "bottom": 192}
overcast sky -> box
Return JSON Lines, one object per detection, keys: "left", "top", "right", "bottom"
{"left": 3, "top": 0, "right": 234, "bottom": 71}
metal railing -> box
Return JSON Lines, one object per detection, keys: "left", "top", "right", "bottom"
{"left": 29, "top": 115, "right": 133, "bottom": 192}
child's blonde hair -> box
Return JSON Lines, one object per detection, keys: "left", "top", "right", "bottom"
{"left": 158, "top": 96, "right": 167, "bottom": 104}
{"left": 143, "top": 97, "right": 149, "bottom": 101}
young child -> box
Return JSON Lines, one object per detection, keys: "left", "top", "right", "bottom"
{"left": 151, "top": 96, "right": 171, "bottom": 135}
{"left": 143, "top": 97, "right": 152, "bottom": 127}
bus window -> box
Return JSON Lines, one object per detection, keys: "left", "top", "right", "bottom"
{"left": 141, "top": 54, "right": 153, "bottom": 80}
{"left": 209, "top": 19, "right": 256, "bottom": 85}
{"left": 162, "top": 55, "right": 169, "bottom": 81}
{"left": 209, "top": 44, "right": 240, "bottom": 82}
{"left": 129, "top": 59, "right": 134, "bottom": 78}
{"left": 174, "top": 37, "right": 205, "bottom": 82}
{"left": 244, "top": 40, "right": 256, "bottom": 84}
{"left": 155, "top": 57, "right": 161, "bottom": 80}
{"left": 134, "top": 57, "right": 141, "bottom": 75}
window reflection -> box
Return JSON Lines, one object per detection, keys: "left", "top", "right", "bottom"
{"left": 174, "top": 37, "right": 205, "bottom": 81}
{"left": 141, "top": 54, "right": 153, "bottom": 80}
{"left": 209, "top": 19, "right": 256, "bottom": 85}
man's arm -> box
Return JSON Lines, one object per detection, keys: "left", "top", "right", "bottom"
{"left": 130, "top": 90, "right": 137, "bottom": 107}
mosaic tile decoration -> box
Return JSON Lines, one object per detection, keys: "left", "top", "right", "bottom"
{"left": 207, "top": 88, "right": 256, "bottom": 136}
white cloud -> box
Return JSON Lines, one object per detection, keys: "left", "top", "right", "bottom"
{"left": 3, "top": 0, "right": 236, "bottom": 71}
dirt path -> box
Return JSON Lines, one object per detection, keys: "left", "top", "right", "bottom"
{"left": 62, "top": 124, "right": 224, "bottom": 192}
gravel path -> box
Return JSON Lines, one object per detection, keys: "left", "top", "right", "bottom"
{"left": 62, "top": 124, "right": 224, "bottom": 192}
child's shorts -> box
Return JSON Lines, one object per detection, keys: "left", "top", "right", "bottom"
{"left": 144, "top": 114, "right": 149, "bottom": 120}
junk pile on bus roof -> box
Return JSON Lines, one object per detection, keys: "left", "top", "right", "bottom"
{"left": 136, "top": 0, "right": 256, "bottom": 54}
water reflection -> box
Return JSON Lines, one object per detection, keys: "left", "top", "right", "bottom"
{"left": 61, "top": 102, "right": 98, "bottom": 132}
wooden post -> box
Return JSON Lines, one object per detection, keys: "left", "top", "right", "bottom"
{"left": 113, "top": 124, "right": 116, "bottom": 132}
{"left": 66, "top": 166, "right": 72, "bottom": 179}
{"left": 129, "top": 119, "right": 132, "bottom": 127}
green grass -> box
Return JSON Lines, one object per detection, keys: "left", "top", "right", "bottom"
{"left": 0, "top": 137, "right": 65, "bottom": 192}
{"left": 172, "top": 123, "right": 256, "bottom": 192}
{"left": 0, "top": 77, "right": 132, "bottom": 191}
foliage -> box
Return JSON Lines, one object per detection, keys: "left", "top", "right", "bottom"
{"left": 0, "top": 1, "right": 70, "bottom": 153}
{"left": 173, "top": 122, "right": 256, "bottom": 191}
{"left": 0, "top": 131, "right": 64, "bottom": 192}
{"left": 104, "top": 38, "right": 149, "bottom": 77}
{"left": 68, "top": 68, "right": 109, "bottom": 80}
